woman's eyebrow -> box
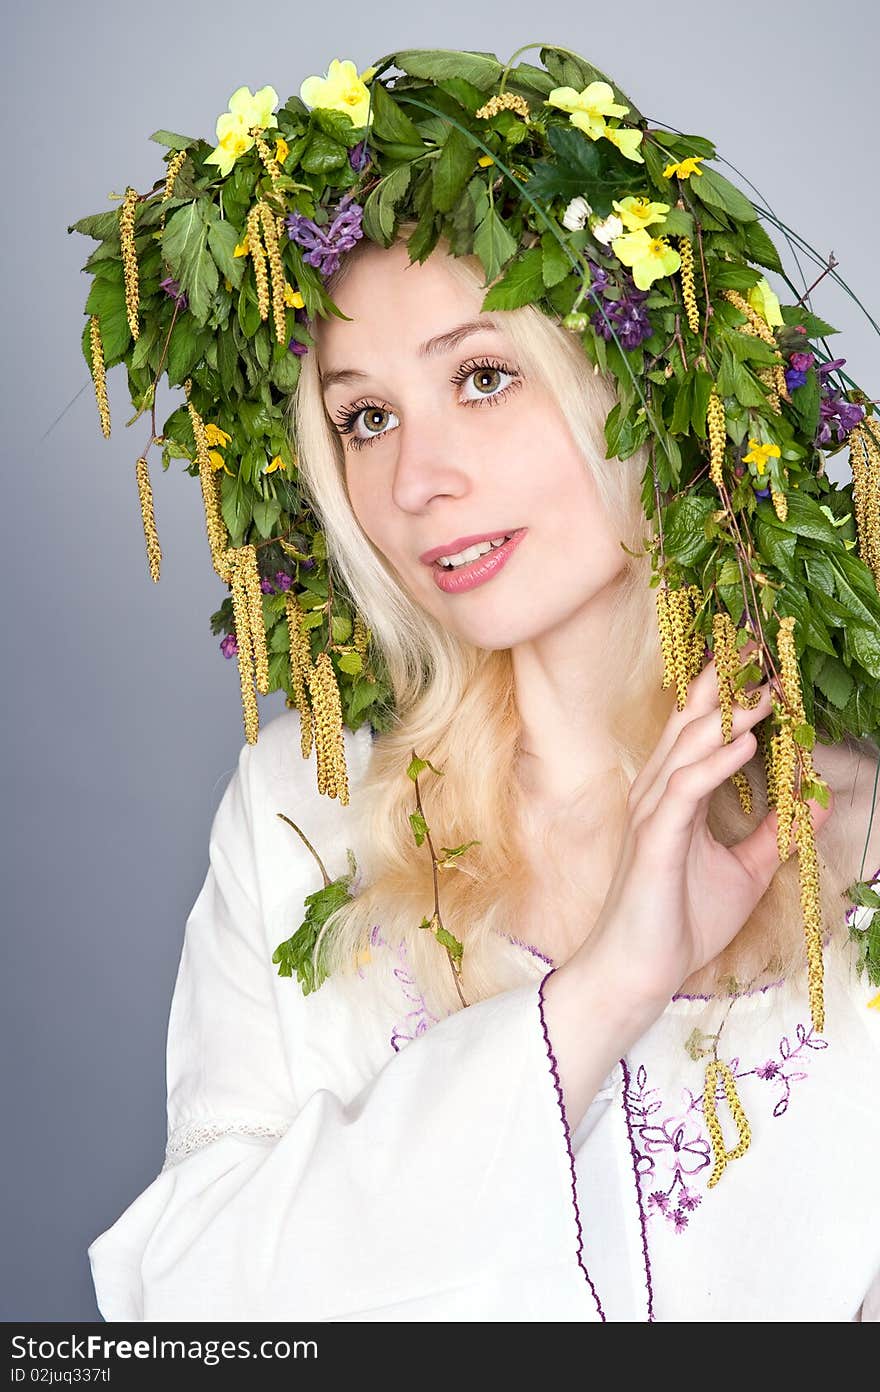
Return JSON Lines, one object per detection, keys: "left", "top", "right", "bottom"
{"left": 320, "top": 317, "right": 501, "bottom": 393}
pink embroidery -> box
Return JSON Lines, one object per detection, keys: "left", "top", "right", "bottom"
{"left": 625, "top": 1020, "right": 829, "bottom": 1235}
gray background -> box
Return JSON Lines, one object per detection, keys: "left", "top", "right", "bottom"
{"left": 3, "top": 0, "right": 877, "bottom": 1320}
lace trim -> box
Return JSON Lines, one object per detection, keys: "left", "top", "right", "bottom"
{"left": 161, "top": 1115, "right": 293, "bottom": 1170}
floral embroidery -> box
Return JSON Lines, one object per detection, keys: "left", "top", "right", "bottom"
{"left": 625, "top": 1020, "right": 828, "bottom": 1235}
{"left": 362, "top": 925, "right": 441, "bottom": 1051}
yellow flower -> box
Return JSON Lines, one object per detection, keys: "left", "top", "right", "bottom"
{"left": 611, "top": 227, "right": 681, "bottom": 290}
{"left": 547, "top": 81, "right": 629, "bottom": 139}
{"left": 747, "top": 276, "right": 784, "bottom": 328}
{"left": 601, "top": 124, "right": 644, "bottom": 164}
{"left": 208, "top": 449, "right": 233, "bottom": 475}
{"left": 477, "top": 154, "right": 495, "bottom": 167}
{"left": 233, "top": 237, "right": 250, "bottom": 258}
{"left": 663, "top": 156, "right": 706, "bottom": 179}
{"left": 742, "top": 438, "right": 781, "bottom": 474}
{"left": 205, "top": 85, "right": 280, "bottom": 178}
{"left": 284, "top": 285, "right": 305, "bottom": 308}
{"left": 274, "top": 135, "right": 289, "bottom": 165}
{"left": 546, "top": 83, "right": 644, "bottom": 164}
{"left": 204, "top": 423, "right": 231, "bottom": 447}
{"left": 868, "top": 990, "right": 880, "bottom": 1010}
{"left": 300, "top": 58, "right": 373, "bottom": 128}
{"left": 612, "top": 195, "right": 670, "bottom": 232}
{"left": 264, "top": 454, "right": 285, "bottom": 474}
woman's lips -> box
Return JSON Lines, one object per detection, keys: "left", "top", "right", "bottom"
{"left": 431, "top": 528, "right": 527, "bottom": 593}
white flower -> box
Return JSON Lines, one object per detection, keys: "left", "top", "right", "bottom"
{"left": 561, "top": 195, "right": 593, "bottom": 231}
{"left": 591, "top": 212, "right": 624, "bottom": 245}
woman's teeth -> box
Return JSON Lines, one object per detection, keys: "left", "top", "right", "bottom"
{"left": 437, "top": 534, "right": 513, "bottom": 569}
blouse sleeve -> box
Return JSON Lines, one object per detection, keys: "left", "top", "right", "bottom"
{"left": 86, "top": 722, "right": 609, "bottom": 1323}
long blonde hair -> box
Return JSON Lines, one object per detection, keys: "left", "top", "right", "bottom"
{"left": 286, "top": 219, "right": 872, "bottom": 1024}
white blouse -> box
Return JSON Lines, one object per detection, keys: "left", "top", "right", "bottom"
{"left": 87, "top": 707, "right": 880, "bottom": 1322}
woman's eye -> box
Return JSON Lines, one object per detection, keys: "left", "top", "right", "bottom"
{"left": 333, "top": 358, "right": 521, "bottom": 452}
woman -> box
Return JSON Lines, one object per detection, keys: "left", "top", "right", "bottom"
{"left": 86, "top": 221, "right": 880, "bottom": 1322}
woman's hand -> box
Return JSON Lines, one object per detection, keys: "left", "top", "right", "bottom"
{"left": 581, "top": 650, "right": 835, "bottom": 1010}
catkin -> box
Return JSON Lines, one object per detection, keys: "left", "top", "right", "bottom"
{"left": 119, "top": 186, "right": 140, "bottom": 343}
{"left": 258, "top": 200, "right": 290, "bottom": 345}
{"left": 306, "top": 651, "right": 350, "bottom": 805}
{"left": 229, "top": 550, "right": 260, "bottom": 744}
{"left": 677, "top": 236, "right": 700, "bottom": 335}
{"left": 184, "top": 379, "right": 232, "bottom": 582}
{"left": 135, "top": 456, "right": 162, "bottom": 582}
{"left": 245, "top": 204, "right": 271, "bottom": 321}
{"left": 849, "top": 419, "right": 880, "bottom": 590}
{"left": 707, "top": 386, "right": 726, "bottom": 491}
{"left": 794, "top": 800, "right": 826, "bottom": 1034}
{"left": 703, "top": 1058, "right": 752, "bottom": 1188}
{"left": 239, "top": 542, "right": 270, "bottom": 695}
{"left": 721, "top": 288, "right": 791, "bottom": 409}
{"left": 88, "top": 315, "right": 111, "bottom": 438}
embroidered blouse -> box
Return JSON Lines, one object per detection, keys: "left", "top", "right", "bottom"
{"left": 86, "top": 707, "right": 880, "bottom": 1322}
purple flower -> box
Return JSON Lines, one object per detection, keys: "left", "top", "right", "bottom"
{"left": 811, "top": 359, "right": 866, "bottom": 444}
{"left": 669, "top": 1208, "right": 690, "bottom": 1234}
{"left": 756, "top": 1059, "right": 780, "bottom": 1080}
{"left": 591, "top": 285, "right": 653, "bottom": 351}
{"left": 349, "top": 140, "right": 372, "bottom": 172}
{"left": 678, "top": 1186, "right": 702, "bottom": 1211}
{"left": 288, "top": 304, "right": 311, "bottom": 357}
{"left": 259, "top": 577, "right": 275, "bottom": 594}
{"left": 587, "top": 259, "right": 611, "bottom": 294}
{"left": 785, "top": 367, "right": 808, "bottom": 392}
{"left": 220, "top": 633, "right": 238, "bottom": 659}
{"left": 789, "top": 351, "right": 814, "bottom": 372}
{"left": 754, "top": 485, "right": 771, "bottom": 498}
{"left": 273, "top": 571, "right": 293, "bottom": 591}
{"left": 159, "top": 275, "right": 188, "bottom": 311}
{"left": 286, "top": 191, "right": 364, "bottom": 278}
{"left": 648, "top": 1190, "right": 670, "bottom": 1212}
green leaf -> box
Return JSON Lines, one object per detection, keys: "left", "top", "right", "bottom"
{"left": 848, "top": 624, "right": 880, "bottom": 678}
{"left": 815, "top": 654, "right": 855, "bottom": 710}
{"left": 692, "top": 166, "right": 757, "bottom": 223}
{"left": 480, "top": 247, "right": 545, "bottom": 310}
{"left": 433, "top": 124, "right": 477, "bottom": 213}
{"left": 369, "top": 77, "right": 425, "bottom": 144}
{"left": 252, "top": 496, "right": 282, "bottom": 539}
{"left": 663, "top": 493, "right": 715, "bottom": 566}
{"left": 300, "top": 131, "right": 349, "bottom": 173}
{"left": 774, "top": 490, "right": 846, "bottom": 544}
{"left": 362, "top": 163, "right": 413, "bottom": 245}
{"left": 691, "top": 369, "right": 714, "bottom": 440}
{"left": 166, "top": 314, "right": 206, "bottom": 384}
{"left": 84, "top": 264, "right": 131, "bottom": 363}
{"left": 391, "top": 49, "right": 504, "bottom": 91}
{"left": 149, "top": 129, "right": 198, "bottom": 150}
{"left": 207, "top": 219, "right": 245, "bottom": 289}
{"left": 161, "top": 202, "right": 219, "bottom": 325}
{"left": 473, "top": 207, "right": 519, "bottom": 283}
{"left": 740, "top": 217, "right": 784, "bottom": 274}
{"left": 780, "top": 305, "right": 838, "bottom": 339}
{"left": 670, "top": 371, "right": 695, "bottom": 435}
{"left": 710, "top": 262, "right": 763, "bottom": 292}
{"left": 540, "top": 229, "right": 573, "bottom": 287}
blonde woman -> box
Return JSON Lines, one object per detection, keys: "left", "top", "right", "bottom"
{"left": 87, "top": 222, "right": 880, "bottom": 1323}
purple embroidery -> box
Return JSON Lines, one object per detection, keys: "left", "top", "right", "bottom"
{"left": 538, "top": 967, "right": 607, "bottom": 1322}
{"left": 624, "top": 1018, "right": 829, "bottom": 1236}
{"left": 619, "top": 1057, "right": 656, "bottom": 1321}
{"left": 364, "top": 925, "right": 441, "bottom": 1051}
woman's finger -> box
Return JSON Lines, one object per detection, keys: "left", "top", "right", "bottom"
{"left": 632, "top": 684, "right": 772, "bottom": 827}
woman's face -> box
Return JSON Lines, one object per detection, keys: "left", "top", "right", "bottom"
{"left": 315, "top": 239, "right": 627, "bottom": 650}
